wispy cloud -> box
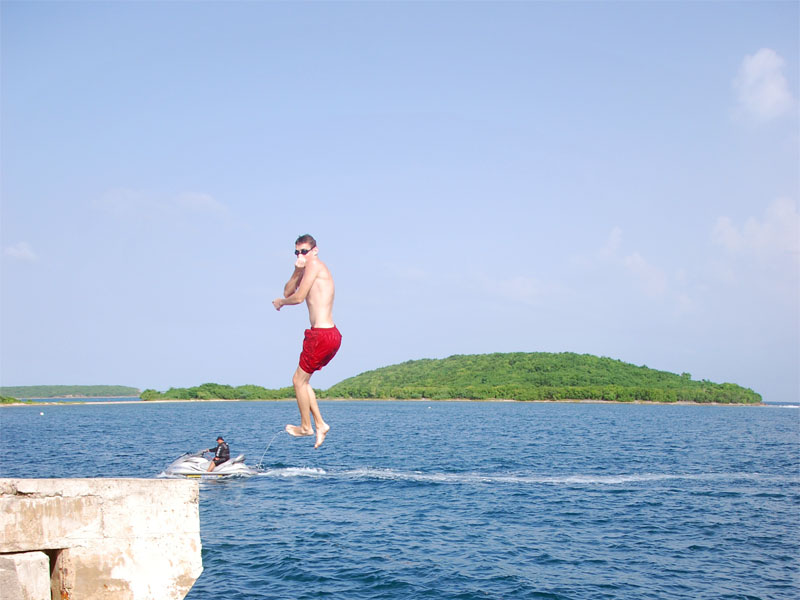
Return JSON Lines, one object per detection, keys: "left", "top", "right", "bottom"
{"left": 3, "top": 242, "right": 38, "bottom": 262}
{"left": 495, "top": 275, "right": 550, "bottom": 304}
{"left": 96, "top": 188, "right": 229, "bottom": 223}
{"left": 674, "top": 292, "right": 694, "bottom": 315}
{"left": 96, "top": 188, "right": 159, "bottom": 220}
{"left": 599, "top": 226, "right": 623, "bottom": 259}
{"left": 596, "top": 226, "right": 668, "bottom": 297}
{"left": 589, "top": 226, "right": 695, "bottom": 316}
{"left": 733, "top": 48, "right": 795, "bottom": 122}
{"left": 174, "top": 192, "right": 228, "bottom": 214}
{"left": 623, "top": 251, "right": 668, "bottom": 297}
{"left": 471, "top": 272, "right": 563, "bottom": 306}
{"left": 712, "top": 197, "right": 800, "bottom": 261}
{"left": 392, "top": 265, "right": 429, "bottom": 281}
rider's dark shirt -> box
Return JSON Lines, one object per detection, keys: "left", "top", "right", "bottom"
{"left": 210, "top": 442, "right": 230, "bottom": 463}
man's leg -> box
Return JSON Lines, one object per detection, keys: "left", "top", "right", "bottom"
{"left": 206, "top": 460, "right": 215, "bottom": 472}
{"left": 286, "top": 367, "right": 315, "bottom": 437}
{"left": 286, "top": 366, "right": 330, "bottom": 448}
{"left": 306, "top": 377, "right": 330, "bottom": 449}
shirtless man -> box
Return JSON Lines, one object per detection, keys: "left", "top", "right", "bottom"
{"left": 273, "top": 234, "right": 342, "bottom": 449}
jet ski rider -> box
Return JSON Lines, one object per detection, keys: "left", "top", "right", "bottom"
{"left": 202, "top": 436, "right": 230, "bottom": 472}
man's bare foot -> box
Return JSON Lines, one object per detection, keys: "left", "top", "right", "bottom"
{"left": 314, "top": 423, "right": 330, "bottom": 449}
{"left": 285, "top": 424, "right": 314, "bottom": 437}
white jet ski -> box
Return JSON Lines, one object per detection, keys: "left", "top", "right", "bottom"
{"left": 163, "top": 451, "right": 261, "bottom": 478}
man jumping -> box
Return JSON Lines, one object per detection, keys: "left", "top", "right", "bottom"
{"left": 273, "top": 234, "right": 342, "bottom": 449}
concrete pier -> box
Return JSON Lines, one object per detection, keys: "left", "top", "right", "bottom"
{"left": 0, "top": 478, "right": 203, "bottom": 600}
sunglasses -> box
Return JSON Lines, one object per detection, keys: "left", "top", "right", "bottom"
{"left": 294, "top": 248, "right": 313, "bottom": 256}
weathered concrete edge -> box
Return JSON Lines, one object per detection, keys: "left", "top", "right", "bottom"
{"left": 0, "top": 478, "right": 203, "bottom": 600}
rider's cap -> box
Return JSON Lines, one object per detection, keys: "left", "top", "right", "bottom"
{"left": 216, "top": 436, "right": 224, "bottom": 441}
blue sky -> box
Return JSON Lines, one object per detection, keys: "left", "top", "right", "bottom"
{"left": 2, "top": 1, "right": 798, "bottom": 402}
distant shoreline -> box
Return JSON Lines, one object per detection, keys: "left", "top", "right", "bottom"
{"left": 2, "top": 397, "right": 770, "bottom": 407}
{"left": 24, "top": 395, "right": 140, "bottom": 400}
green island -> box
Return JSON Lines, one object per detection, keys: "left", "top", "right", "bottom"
{"left": 1, "top": 395, "right": 26, "bottom": 404}
{"left": 0, "top": 385, "right": 140, "bottom": 399}
{"left": 140, "top": 384, "right": 295, "bottom": 401}
{"left": 140, "top": 352, "right": 762, "bottom": 404}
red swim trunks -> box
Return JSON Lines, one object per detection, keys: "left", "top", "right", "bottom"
{"left": 299, "top": 326, "right": 342, "bottom": 374}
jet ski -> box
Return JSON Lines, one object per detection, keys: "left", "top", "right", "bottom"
{"left": 162, "top": 451, "right": 262, "bottom": 478}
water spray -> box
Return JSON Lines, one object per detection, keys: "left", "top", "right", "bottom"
{"left": 256, "top": 429, "right": 283, "bottom": 469}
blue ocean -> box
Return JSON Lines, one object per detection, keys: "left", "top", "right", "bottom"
{"left": 2, "top": 400, "right": 798, "bottom": 599}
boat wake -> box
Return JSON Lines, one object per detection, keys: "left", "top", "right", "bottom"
{"left": 258, "top": 467, "right": 327, "bottom": 478}
{"left": 255, "top": 466, "right": 794, "bottom": 487}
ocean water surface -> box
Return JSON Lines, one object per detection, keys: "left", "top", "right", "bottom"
{"left": 1, "top": 400, "right": 798, "bottom": 599}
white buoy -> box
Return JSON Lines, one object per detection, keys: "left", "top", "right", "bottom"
{"left": 40, "top": 412, "right": 44, "bottom": 416}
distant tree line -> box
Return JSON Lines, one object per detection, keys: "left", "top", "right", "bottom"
{"left": 324, "top": 352, "right": 762, "bottom": 404}
{"left": 140, "top": 383, "right": 297, "bottom": 401}
{"left": 0, "top": 385, "right": 140, "bottom": 399}
{"left": 138, "top": 353, "right": 762, "bottom": 404}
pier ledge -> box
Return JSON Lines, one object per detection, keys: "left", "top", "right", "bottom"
{"left": 0, "top": 478, "right": 202, "bottom": 600}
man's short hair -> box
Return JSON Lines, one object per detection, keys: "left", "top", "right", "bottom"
{"left": 295, "top": 234, "right": 317, "bottom": 248}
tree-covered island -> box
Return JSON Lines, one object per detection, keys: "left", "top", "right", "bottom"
{"left": 140, "top": 352, "right": 762, "bottom": 404}
{"left": 0, "top": 385, "right": 140, "bottom": 399}
{"left": 1, "top": 395, "right": 24, "bottom": 404}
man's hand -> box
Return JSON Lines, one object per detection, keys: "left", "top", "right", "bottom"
{"left": 272, "top": 298, "right": 283, "bottom": 311}
{"left": 295, "top": 255, "right": 307, "bottom": 269}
